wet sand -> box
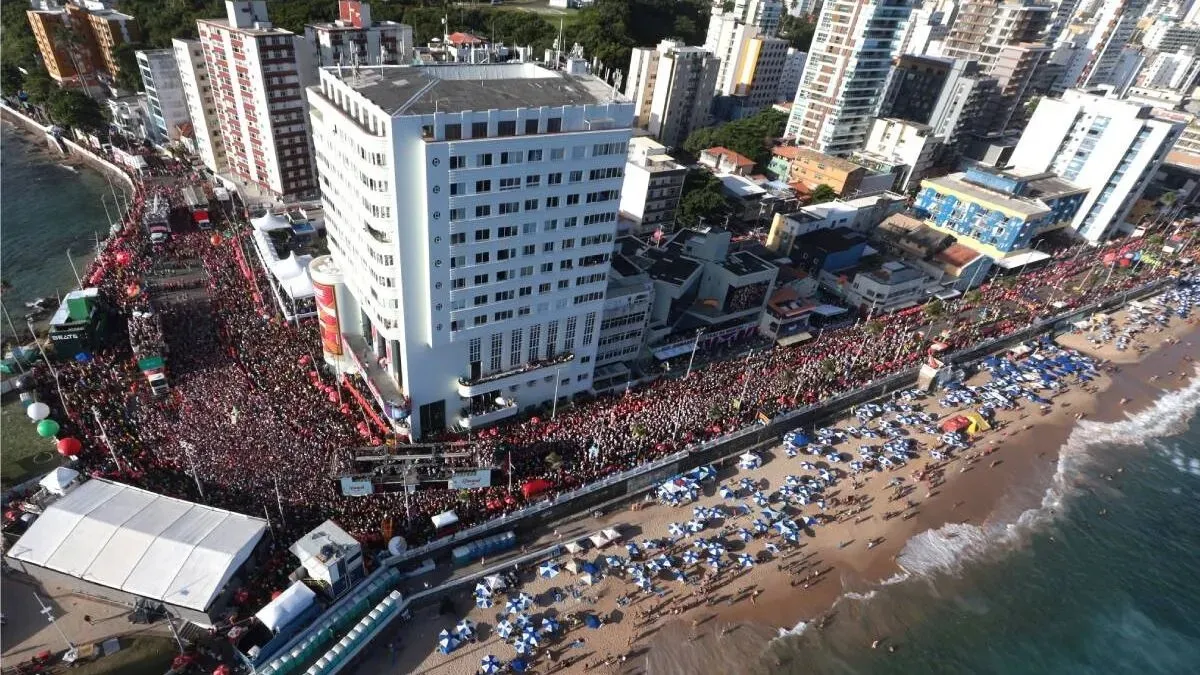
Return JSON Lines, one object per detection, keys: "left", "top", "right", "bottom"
{"left": 387, "top": 307, "right": 1199, "bottom": 675}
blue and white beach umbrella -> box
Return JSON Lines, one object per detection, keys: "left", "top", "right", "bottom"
{"left": 480, "top": 655, "right": 502, "bottom": 674}
{"left": 495, "top": 620, "right": 514, "bottom": 639}
{"left": 538, "top": 561, "right": 560, "bottom": 579}
{"left": 541, "top": 616, "right": 560, "bottom": 635}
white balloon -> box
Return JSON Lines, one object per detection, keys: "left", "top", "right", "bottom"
{"left": 27, "top": 402, "right": 50, "bottom": 421}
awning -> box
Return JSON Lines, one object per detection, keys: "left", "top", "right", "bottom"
{"left": 995, "top": 250, "right": 1051, "bottom": 269}
{"left": 254, "top": 581, "right": 316, "bottom": 632}
{"left": 775, "top": 332, "right": 813, "bottom": 347}
{"left": 811, "top": 304, "right": 849, "bottom": 317}
{"left": 431, "top": 510, "right": 459, "bottom": 529}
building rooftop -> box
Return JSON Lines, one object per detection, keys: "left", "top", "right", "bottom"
{"left": 329, "top": 63, "right": 621, "bottom": 116}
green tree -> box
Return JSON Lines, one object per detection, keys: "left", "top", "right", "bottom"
{"left": 810, "top": 184, "right": 837, "bottom": 204}
{"left": 1, "top": 63, "right": 24, "bottom": 97}
{"left": 678, "top": 170, "right": 731, "bottom": 226}
{"left": 682, "top": 109, "right": 788, "bottom": 167}
{"left": 923, "top": 298, "right": 946, "bottom": 320}
{"left": 111, "top": 43, "right": 145, "bottom": 92}
{"left": 47, "top": 89, "right": 106, "bottom": 131}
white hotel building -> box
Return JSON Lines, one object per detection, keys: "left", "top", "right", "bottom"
{"left": 308, "top": 63, "right": 634, "bottom": 438}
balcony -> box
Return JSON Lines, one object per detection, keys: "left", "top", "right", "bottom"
{"left": 458, "top": 397, "right": 520, "bottom": 429}
{"left": 456, "top": 352, "right": 575, "bottom": 398}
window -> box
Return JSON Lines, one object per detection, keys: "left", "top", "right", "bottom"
{"left": 498, "top": 225, "right": 518, "bottom": 238}
{"left": 521, "top": 265, "right": 534, "bottom": 277}
{"left": 474, "top": 294, "right": 488, "bottom": 306}
{"left": 497, "top": 120, "right": 516, "bottom": 137}
{"left": 475, "top": 179, "right": 491, "bottom": 193}
{"left": 499, "top": 177, "right": 520, "bottom": 191}
{"left": 547, "top": 117, "right": 562, "bottom": 133}
{"left": 524, "top": 119, "right": 539, "bottom": 134}
{"left": 550, "top": 148, "right": 565, "bottom": 161}
{"left": 452, "top": 278, "right": 466, "bottom": 290}
{"left": 524, "top": 199, "right": 539, "bottom": 211}
{"left": 546, "top": 196, "right": 560, "bottom": 208}
{"left": 501, "top": 151, "right": 522, "bottom": 164}
{"left": 475, "top": 205, "right": 491, "bottom": 218}
{"left": 450, "top": 232, "right": 466, "bottom": 245}
{"left": 527, "top": 148, "right": 542, "bottom": 161}
{"left": 528, "top": 324, "right": 541, "bottom": 361}
{"left": 569, "top": 170, "right": 583, "bottom": 183}
{"left": 450, "top": 155, "right": 466, "bottom": 169}
{"left": 450, "top": 207, "right": 466, "bottom": 220}
{"left": 499, "top": 202, "right": 520, "bottom": 215}
{"left": 472, "top": 121, "right": 488, "bottom": 138}
{"left": 548, "top": 172, "right": 562, "bottom": 185}
{"left": 526, "top": 174, "right": 541, "bottom": 187}
{"left": 538, "top": 282, "right": 552, "bottom": 293}
{"left": 474, "top": 273, "right": 489, "bottom": 285}
{"left": 475, "top": 229, "right": 491, "bottom": 241}
{"left": 475, "top": 252, "right": 490, "bottom": 264}
{"left": 476, "top": 153, "right": 493, "bottom": 167}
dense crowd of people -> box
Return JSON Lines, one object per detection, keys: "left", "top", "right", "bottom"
{"left": 19, "top": 163, "right": 1194, "bottom": 612}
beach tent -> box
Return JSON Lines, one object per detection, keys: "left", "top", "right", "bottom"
{"left": 939, "top": 416, "right": 971, "bottom": 433}
{"left": 431, "top": 510, "right": 459, "bottom": 529}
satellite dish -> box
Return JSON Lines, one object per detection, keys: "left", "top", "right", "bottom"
{"left": 387, "top": 536, "right": 408, "bottom": 556}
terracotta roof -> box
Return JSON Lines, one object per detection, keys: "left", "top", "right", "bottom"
{"left": 704, "top": 146, "right": 755, "bottom": 167}
{"left": 447, "top": 32, "right": 484, "bottom": 46}
{"left": 936, "top": 243, "right": 981, "bottom": 268}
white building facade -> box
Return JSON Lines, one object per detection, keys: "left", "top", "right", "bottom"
{"left": 136, "top": 49, "right": 190, "bottom": 145}
{"left": 308, "top": 63, "right": 634, "bottom": 438}
{"left": 173, "top": 38, "right": 227, "bottom": 174}
{"left": 786, "top": 0, "right": 917, "bottom": 155}
{"left": 197, "top": 1, "right": 317, "bottom": 200}
{"left": 1010, "top": 89, "right": 1184, "bottom": 242}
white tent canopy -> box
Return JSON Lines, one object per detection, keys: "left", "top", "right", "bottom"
{"left": 6, "top": 479, "right": 267, "bottom": 612}
{"left": 431, "top": 510, "right": 459, "bottom": 529}
{"left": 255, "top": 581, "right": 316, "bottom": 632}
{"left": 39, "top": 467, "right": 80, "bottom": 496}
{"left": 252, "top": 211, "right": 292, "bottom": 232}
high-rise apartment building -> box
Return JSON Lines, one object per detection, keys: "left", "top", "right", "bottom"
{"left": 1010, "top": 88, "right": 1184, "bottom": 242}
{"left": 304, "top": 1, "right": 414, "bottom": 67}
{"left": 307, "top": 63, "right": 634, "bottom": 438}
{"left": 197, "top": 1, "right": 317, "bottom": 201}
{"left": 136, "top": 49, "right": 190, "bottom": 144}
{"left": 706, "top": 0, "right": 784, "bottom": 97}
{"left": 626, "top": 40, "right": 719, "bottom": 148}
{"left": 173, "top": 38, "right": 228, "bottom": 174}
{"left": 786, "top": 0, "right": 917, "bottom": 155}
{"left": 26, "top": 2, "right": 138, "bottom": 86}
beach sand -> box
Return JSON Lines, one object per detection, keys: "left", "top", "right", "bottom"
{"left": 382, "top": 307, "right": 1200, "bottom": 675}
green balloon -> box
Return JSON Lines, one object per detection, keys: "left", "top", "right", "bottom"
{"left": 37, "top": 419, "right": 60, "bottom": 438}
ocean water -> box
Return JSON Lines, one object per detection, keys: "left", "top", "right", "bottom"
{"left": 760, "top": 375, "right": 1200, "bottom": 675}
{"left": 1, "top": 122, "right": 117, "bottom": 337}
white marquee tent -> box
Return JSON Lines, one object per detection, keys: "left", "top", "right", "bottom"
{"left": 6, "top": 479, "right": 267, "bottom": 613}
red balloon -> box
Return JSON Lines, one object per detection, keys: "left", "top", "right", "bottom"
{"left": 210, "top": 234, "right": 223, "bottom": 245}
{"left": 57, "top": 437, "right": 82, "bottom": 456}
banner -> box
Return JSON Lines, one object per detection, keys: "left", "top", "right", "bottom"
{"left": 448, "top": 469, "right": 492, "bottom": 490}
{"left": 313, "top": 279, "right": 343, "bottom": 356}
